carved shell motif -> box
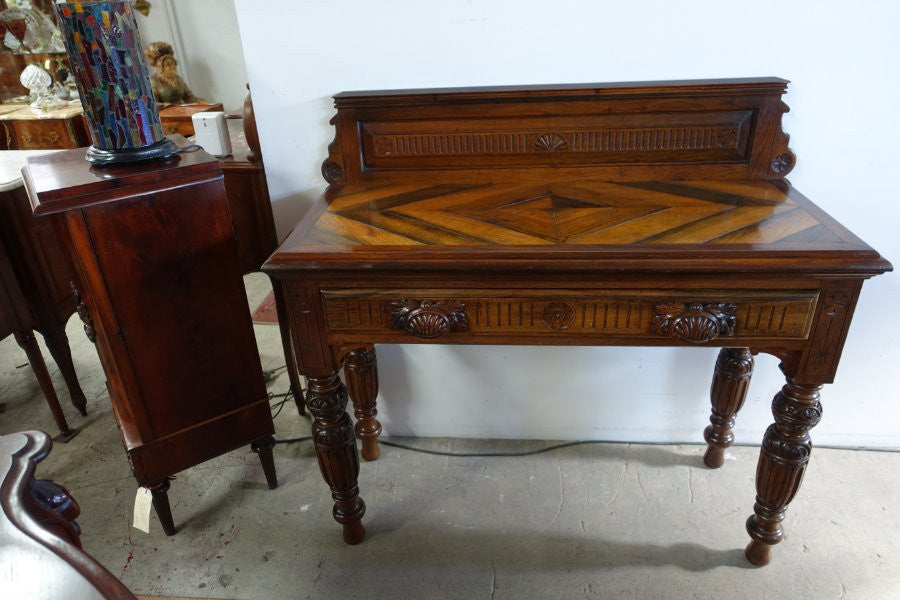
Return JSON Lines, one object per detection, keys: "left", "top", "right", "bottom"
{"left": 390, "top": 300, "right": 468, "bottom": 339}
{"left": 533, "top": 133, "right": 568, "bottom": 152}
{"left": 651, "top": 302, "right": 737, "bottom": 344}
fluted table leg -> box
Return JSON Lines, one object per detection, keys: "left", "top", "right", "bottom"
{"left": 704, "top": 348, "right": 753, "bottom": 468}
{"left": 345, "top": 347, "right": 382, "bottom": 461}
{"left": 307, "top": 372, "right": 366, "bottom": 544}
{"left": 745, "top": 381, "right": 823, "bottom": 566}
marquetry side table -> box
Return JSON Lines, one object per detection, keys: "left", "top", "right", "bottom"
{"left": 265, "top": 78, "right": 891, "bottom": 566}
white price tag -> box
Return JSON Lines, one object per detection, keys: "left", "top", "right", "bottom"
{"left": 132, "top": 487, "right": 152, "bottom": 533}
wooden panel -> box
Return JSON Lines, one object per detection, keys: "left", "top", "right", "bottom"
{"left": 322, "top": 78, "right": 797, "bottom": 185}
{"left": 82, "top": 179, "right": 265, "bottom": 438}
{"left": 321, "top": 289, "right": 818, "bottom": 341}
{"left": 360, "top": 111, "right": 753, "bottom": 170}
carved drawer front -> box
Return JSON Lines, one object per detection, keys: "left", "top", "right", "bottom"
{"left": 12, "top": 120, "right": 77, "bottom": 149}
{"left": 321, "top": 289, "right": 819, "bottom": 342}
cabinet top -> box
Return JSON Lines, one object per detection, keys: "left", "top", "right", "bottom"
{"left": 22, "top": 147, "right": 221, "bottom": 216}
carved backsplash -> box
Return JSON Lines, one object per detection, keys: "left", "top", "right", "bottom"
{"left": 360, "top": 111, "right": 752, "bottom": 169}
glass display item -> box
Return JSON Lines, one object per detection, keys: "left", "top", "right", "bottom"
{"left": 19, "top": 63, "right": 65, "bottom": 109}
{"left": 53, "top": 1, "right": 176, "bottom": 165}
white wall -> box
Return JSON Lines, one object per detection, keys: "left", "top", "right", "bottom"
{"left": 135, "top": 0, "right": 248, "bottom": 112}
{"left": 234, "top": 0, "right": 900, "bottom": 448}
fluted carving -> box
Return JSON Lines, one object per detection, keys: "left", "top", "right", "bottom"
{"left": 306, "top": 373, "right": 366, "bottom": 544}
{"left": 745, "top": 381, "right": 823, "bottom": 566}
{"left": 345, "top": 347, "right": 382, "bottom": 461}
{"left": 704, "top": 348, "right": 754, "bottom": 468}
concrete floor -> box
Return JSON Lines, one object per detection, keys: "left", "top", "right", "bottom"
{"left": 1, "top": 274, "right": 898, "bottom": 599}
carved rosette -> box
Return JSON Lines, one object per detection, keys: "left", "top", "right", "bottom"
{"left": 70, "top": 281, "right": 96, "bottom": 344}
{"left": 322, "top": 113, "right": 346, "bottom": 186}
{"left": 768, "top": 100, "right": 796, "bottom": 178}
{"left": 390, "top": 300, "right": 468, "bottom": 339}
{"left": 541, "top": 301, "right": 575, "bottom": 331}
{"left": 651, "top": 302, "right": 737, "bottom": 343}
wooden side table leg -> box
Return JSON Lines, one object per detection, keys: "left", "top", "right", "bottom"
{"left": 40, "top": 324, "right": 88, "bottom": 417}
{"left": 307, "top": 372, "right": 366, "bottom": 545}
{"left": 704, "top": 347, "right": 753, "bottom": 468}
{"left": 14, "top": 330, "right": 78, "bottom": 442}
{"left": 148, "top": 479, "right": 177, "bottom": 536}
{"left": 745, "top": 381, "right": 823, "bottom": 566}
{"left": 251, "top": 435, "right": 278, "bottom": 489}
{"left": 271, "top": 279, "right": 306, "bottom": 416}
{"left": 345, "top": 347, "right": 382, "bottom": 461}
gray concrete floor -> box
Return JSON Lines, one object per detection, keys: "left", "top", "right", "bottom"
{"left": 1, "top": 274, "right": 898, "bottom": 599}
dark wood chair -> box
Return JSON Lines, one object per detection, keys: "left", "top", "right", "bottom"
{"left": 0, "top": 430, "right": 136, "bottom": 599}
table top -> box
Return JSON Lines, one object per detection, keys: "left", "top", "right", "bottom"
{"left": 268, "top": 178, "right": 889, "bottom": 275}
{"left": 0, "top": 103, "right": 83, "bottom": 121}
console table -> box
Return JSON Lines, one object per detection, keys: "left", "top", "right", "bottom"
{"left": 263, "top": 78, "right": 891, "bottom": 566}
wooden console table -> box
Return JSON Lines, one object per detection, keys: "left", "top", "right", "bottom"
{"left": 264, "top": 78, "right": 891, "bottom": 566}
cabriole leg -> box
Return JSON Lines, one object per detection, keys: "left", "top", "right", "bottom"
{"left": 704, "top": 347, "right": 753, "bottom": 468}
{"left": 251, "top": 435, "right": 278, "bottom": 489}
{"left": 745, "top": 381, "right": 823, "bottom": 566}
{"left": 14, "top": 330, "right": 78, "bottom": 442}
{"left": 41, "top": 324, "right": 88, "bottom": 417}
{"left": 306, "top": 372, "right": 366, "bottom": 544}
{"left": 345, "top": 347, "right": 382, "bottom": 461}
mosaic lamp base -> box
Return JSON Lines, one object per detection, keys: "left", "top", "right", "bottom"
{"left": 85, "top": 138, "right": 180, "bottom": 166}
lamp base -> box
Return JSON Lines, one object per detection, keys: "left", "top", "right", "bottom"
{"left": 86, "top": 138, "right": 180, "bottom": 166}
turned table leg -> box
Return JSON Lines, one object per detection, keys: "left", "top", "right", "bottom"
{"left": 745, "top": 381, "right": 823, "bottom": 566}
{"left": 148, "top": 479, "right": 177, "bottom": 536}
{"left": 345, "top": 347, "right": 382, "bottom": 461}
{"left": 704, "top": 348, "right": 753, "bottom": 468}
{"left": 251, "top": 435, "right": 278, "bottom": 489}
{"left": 40, "top": 324, "right": 88, "bottom": 417}
{"left": 307, "top": 373, "right": 366, "bottom": 544}
{"left": 14, "top": 330, "right": 78, "bottom": 442}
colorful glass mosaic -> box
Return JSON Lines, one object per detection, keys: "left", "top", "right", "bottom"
{"left": 54, "top": 1, "right": 166, "bottom": 152}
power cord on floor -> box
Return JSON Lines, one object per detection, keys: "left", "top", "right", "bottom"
{"left": 262, "top": 366, "right": 900, "bottom": 455}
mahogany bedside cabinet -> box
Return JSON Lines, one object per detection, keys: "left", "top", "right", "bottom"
{"left": 22, "top": 149, "right": 278, "bottom": 535}
{"left": 264, "top": 78, "right": 891, "bottom": 565}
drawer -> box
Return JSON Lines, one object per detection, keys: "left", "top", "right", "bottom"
{"left": 320, "top": 289, "right": 819, "bottom": 343}
{"left": 162, "top": 119, "right": 196, "bottom": 137}
{"left": 11, "top": 119, "right": 78, "bottom": 149}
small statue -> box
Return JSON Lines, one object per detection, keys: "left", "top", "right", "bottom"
{"left": 144, "top": 41, "right": 198, "bottom": 104}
